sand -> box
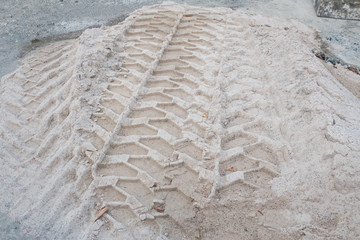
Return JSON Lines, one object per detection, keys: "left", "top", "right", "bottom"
{"left": 0, "top": 2, "right": 359, "bottom": 239}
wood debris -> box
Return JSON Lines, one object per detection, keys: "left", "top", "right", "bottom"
{"left": 94, "top": 206, "right": 109, "bottom": 222}
{"left": 154, "top": 208, "right": 165, "bottom": 213}
{"left": 225, "top": 167, "right": 237, "bottom": 172}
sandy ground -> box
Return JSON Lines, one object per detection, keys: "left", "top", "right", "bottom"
{"left": 0, "top": 0, "right": 359, "bottom": 78}
{"left": 1, "top": 2, "right": 360, "bottom": 240}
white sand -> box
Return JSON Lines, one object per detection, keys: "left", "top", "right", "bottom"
{"left": 1, "top": 2, "right": 359, "bottom": 239}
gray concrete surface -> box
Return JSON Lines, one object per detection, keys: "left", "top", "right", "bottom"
{"left": 0, "top": 0, "right": 359, "bottom": 78}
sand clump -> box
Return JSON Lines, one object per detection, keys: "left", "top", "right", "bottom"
{"left": 0, "top": 2, "right": 360, "bottom": 239}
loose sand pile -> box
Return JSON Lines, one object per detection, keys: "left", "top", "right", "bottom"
{"left": 1, "top": 2, "right": 359, "bottom": 239}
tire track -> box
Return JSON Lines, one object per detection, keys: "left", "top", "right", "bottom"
{"left": 87, "top": 6, "right": 225, "bottom": 239}
{"left": 215, "top": 16, "right": 288, "bottom": 200}
{"left": 0, "top": 39, "right": 84, "bottom": 237}
{"left": 0, "top": 5, "right": 184, "bottom": 237}
{"left": 0, "top": 40, "right": 77, "bottom": 169}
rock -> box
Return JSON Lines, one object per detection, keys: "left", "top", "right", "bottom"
{"left": 313, "top": 0, "right": 360, "bottom": 20}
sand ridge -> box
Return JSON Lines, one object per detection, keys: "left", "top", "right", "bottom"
{"left": 1, "top": 2, "right": 360, "bottom": 239}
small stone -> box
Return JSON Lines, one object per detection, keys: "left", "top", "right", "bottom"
{"left": 112, "top": 64, "right": 121, "bottom": 70}
{"left": 193, "top": 202, "right": 200, "bottom": 208}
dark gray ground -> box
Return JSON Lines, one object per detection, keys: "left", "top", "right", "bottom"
{"left": 0, "top": 0, "right": 359, "bottom": 78}
{"left": 0, "top": 0, "right": 262, "bottom": 78}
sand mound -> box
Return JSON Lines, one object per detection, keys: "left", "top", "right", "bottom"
{"left": 1, "top": 2, "right": 359, "bottom": 239}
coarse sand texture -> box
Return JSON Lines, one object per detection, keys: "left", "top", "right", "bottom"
{"left": 0, "top": 3, "right": 360, "bottom": 239}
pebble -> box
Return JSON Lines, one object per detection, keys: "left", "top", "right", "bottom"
{"left": 112, "top": 64, "right": 121, "bottom": 70}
